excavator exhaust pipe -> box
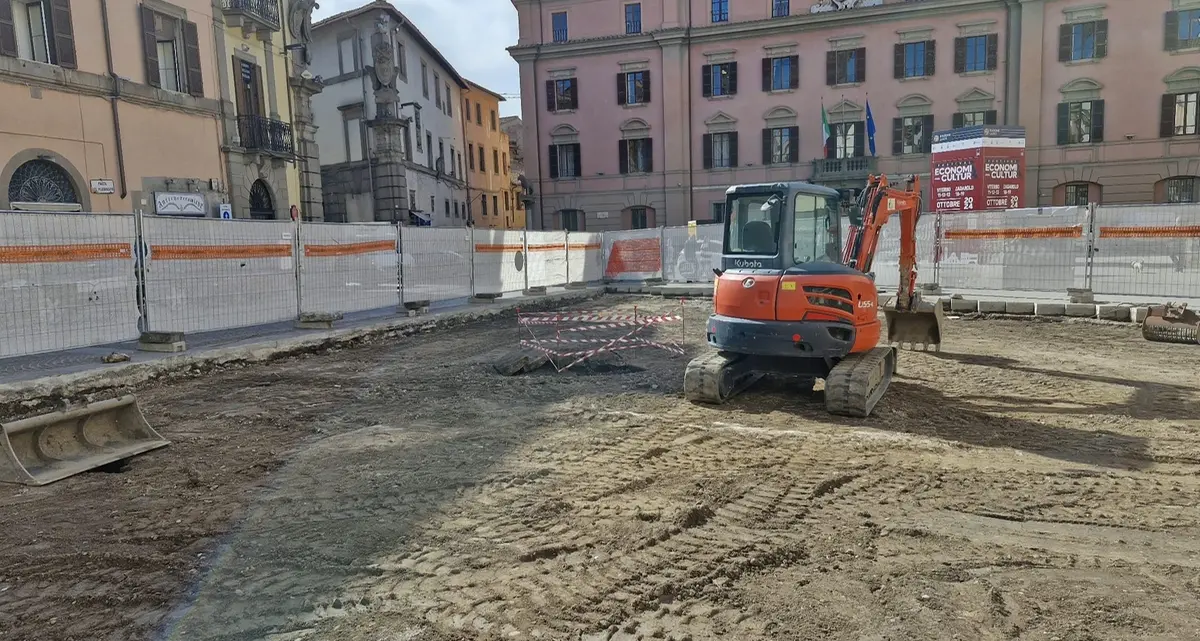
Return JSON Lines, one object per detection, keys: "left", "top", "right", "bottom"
{"left": 0, "top": 395, "right": 168, "bottom": 486}
{"left": 884, "top": 296, "right": 945, "bottom": 351}
{"left": 1143, "top": 303, "right": 1200, "bottom": 345}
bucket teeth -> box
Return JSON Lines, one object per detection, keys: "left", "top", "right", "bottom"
{"left": 884, "top": 298, "right": 946, "bottom": 351}
{"left": 0, "top": 395, "right": 168, "bottom": 486}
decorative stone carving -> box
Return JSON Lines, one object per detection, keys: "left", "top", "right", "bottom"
{"left": 288, "top": 0, "right": 319, "bottom": 66}
{"left": 810, "top": 0, "right": 883, "bottom": 14}
{"left": 370, "top": 14, "right": 399, "bottom": 118}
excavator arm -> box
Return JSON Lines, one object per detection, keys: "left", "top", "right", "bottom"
{"left": 842, "top": 175, "right": 923, "bottom": 311}
{"left": 843, "top": 174, "right": 943, "bottom": 349}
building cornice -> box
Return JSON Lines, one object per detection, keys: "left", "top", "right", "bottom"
{"left": 0, "top": 58, "right": 222, "bottom": 118}
{"left": 508, "top": 0, "right": 1007, "bottom": 60}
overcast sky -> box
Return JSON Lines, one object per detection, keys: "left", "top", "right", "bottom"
{"left": 314, "top": 0, "right": 523, "bottom": 118}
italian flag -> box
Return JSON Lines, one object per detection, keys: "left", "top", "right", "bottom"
{"left": 821, "top": 105, "right": 832, "bottom": 147}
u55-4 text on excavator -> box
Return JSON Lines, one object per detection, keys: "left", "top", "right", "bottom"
{"left": 683, "top": 175, "right": 944, "bottom": 417}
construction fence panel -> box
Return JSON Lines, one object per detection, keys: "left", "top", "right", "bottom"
{"left": 567, "top": 232, "right": 603, "bottom": 284}
{"left": 863, "top": 214, "right": 939, "bottom": 291}
{"left": 603, "top": 228, "right": 663, "bottom": 281}
{"left": 661, "top": 223, "right": 723, "bottom": 283}
{"left": 400, "top": 227, "right": 472, "bottom": 304}
{"left": 141, "top": 216, "right": 298, "bottom": 334}
{"left": 299, "top": 222, "right": 398, "bottom": 314}
{"left": 1091, "top": 203, "right": 1200, "bottom": 299}
{"left": 0, "top": 212, "right": 139, "bottom": 358}
{"left": 471, "top": 229, "right": 528, "bottom": 295}
{"left": 526, "top": 230, "right": 568, "bottom": 289}
{"left": 937, "top": 206, "right": 1088, "bottom": 293}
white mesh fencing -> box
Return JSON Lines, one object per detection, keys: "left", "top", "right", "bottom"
{"left": 662, "top": 224, "right": 723, "bottom": 283}
{"left": 567, "top": 232, "right": 603, "bottom": 284}
{"left": 300, "top": 222, "right": 398, "bottom": 314}
{"left": 401, "top": 227, "right": 472, "bottom": 304}
{"left": 142, "top": 216, "right": 299, "bottom": 334}
{"left": 0, "top": 212, "right": 139, "bottom": 357}
{"left": 1091, "top": 204, "right": 1200, "bottom": 299}
{"left": 526, "top": 230, "right": 568, "bottom": 289}
{"left": 472, "top": 229, "right": 527, "bottom": 295}
{"left": 938, "top": 207, "right": 1088, "bottom": 292}
{"left": 5, "top": 202, "right": 1199, "bottom": 363}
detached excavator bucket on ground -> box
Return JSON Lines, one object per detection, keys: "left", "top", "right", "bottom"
{"left": 0, "top": 395, "right": 167, "bottom": 486}
{"left": 1143, "top": 303, "right": 1200, "bottom": 345}
{"left": 884, "top": 296, "right": 945, "bottom": 351}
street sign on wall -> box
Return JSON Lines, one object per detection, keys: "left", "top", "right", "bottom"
{"left": 930, "top": 126, "right": 1026, "bottom": 213}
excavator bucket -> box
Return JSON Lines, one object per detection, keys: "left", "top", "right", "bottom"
{"left": 884, "top": 297, "right": 945, "bottom": 351}
{"left": 1143, "top": 303, "right": 1200, "bottom": 345}
{"left": 0, "top": 395, "right": 167, "bottom": 486}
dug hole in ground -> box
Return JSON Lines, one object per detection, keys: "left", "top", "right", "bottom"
{"left": 2, "top": 294, "right": 1199, "bottom": 641}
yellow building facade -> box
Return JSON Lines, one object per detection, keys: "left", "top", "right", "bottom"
{"left": 217, "top": 0, "right": 308, "bottom": 219}
{"left": 462, "top": 80, "right": 516, "bottom": 229}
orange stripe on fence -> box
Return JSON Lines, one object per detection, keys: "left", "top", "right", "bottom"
{"left": 474, "top": 243, "right": 568, "bottom": 253}
{"left": 568, "top": 243, "right": 602, "bottom": 250}
{"left": 0, "top": 243, "right": 132, "bottom": 263}
{"left": 1098, "top": 225, "right": 1200, "bottom": 239}
{"left": 151, "top": 244, "right": 292, "bottom": 260}
{"left": 304, "top": 240, "right": 395, "bottom": 257}
{"left": 944, "top": 226, "right": 1082, "bottom": 240}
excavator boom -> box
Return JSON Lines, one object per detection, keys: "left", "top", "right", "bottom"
{"left": 846, "top": 175, "right": 944, "bottom": 350}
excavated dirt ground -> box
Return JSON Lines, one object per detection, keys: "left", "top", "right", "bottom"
{"left": 2, "top": 295, "right": 1200, "bottom": 641}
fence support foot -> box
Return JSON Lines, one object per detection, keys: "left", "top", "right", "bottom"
{"left": 1067, "top": 288, "right": 1095, "bottom": 304}
{"left": 295, "top": 312, "right": 343, "bottom": 330}
{"left": 403, "top": 300, "right": 431, "bottom": 316}
{"left": 523, "top": 286, "right": 547, "bottom": 296}
{"left": 471, "top": 293, "right": 501, "bottom": 304}
{"left": 138, "top": 331, "right": 187, "bottom": 353}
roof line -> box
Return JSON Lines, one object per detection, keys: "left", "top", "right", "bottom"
{"left": 465, "top": 79, "right": 506, "bottom": 102}
{"left": 313, "top": 1, "right": 468, "bottom": 88}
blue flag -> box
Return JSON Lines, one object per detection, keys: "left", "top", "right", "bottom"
{"left": 866, "top": 98, "right": 877, "bottom": 156}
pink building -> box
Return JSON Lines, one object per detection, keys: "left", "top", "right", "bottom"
{"left": 508, "top": 0, "right": 1200, "bottom": 230}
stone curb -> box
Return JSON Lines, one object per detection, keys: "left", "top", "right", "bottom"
{"left": 0, "top": 288, "right": 604, "bottom": 412}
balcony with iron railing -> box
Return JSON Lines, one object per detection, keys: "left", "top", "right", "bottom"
{"left": 552, "top": 28, "right": 568, "bottom": 42}
{"left": 626, "top": 19, "right": 641, "bottom": 34}
{"left": 237, "top": 115, "right": 294, "bottom": 157}
{"left": 221, "top": 0, "right": 280, "bottom": 33}
{"left": 772, "top": 0, "right": 790, "bottom": 17}
{"left": 811, "top": 156, "right": 878, "bottom": 182}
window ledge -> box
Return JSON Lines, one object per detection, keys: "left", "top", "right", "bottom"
{"left": 768, "top": 88, "right": 797, "bottom": 95}
{"left": 898, "top": 152, "right": 931, "bottom": 158}
{"left": 551, "top": 109, "right": 578, "bottom": 115}
{"left": 622, "top": 102, "right": 648, "bottom": 109}
{"left": 707, "top": 94, "right": 736, "bottom": 100}
{"left": 958, "top": 70, "right": 995, "bottom": 77}
{"left": 831, "top": 82, "right": 863, "bottom": 89}
{"left": 1169, "top": 46, "right": 1200, "bottom": 55}
{"left": 1059, "top": 142, "right": 1099, "bottom": 147}
{"left": 1064, "top": 58, "right": 1102, "bottom": 66}
{"left": 899, "top": 75, "right": 931, "bottom": 82}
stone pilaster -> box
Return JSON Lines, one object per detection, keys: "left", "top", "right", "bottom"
{"left": 290, "top": 76, "right": 325, "bottom": 221}
{"left": 372, "top": 118, "right": 409, "bottom": 222}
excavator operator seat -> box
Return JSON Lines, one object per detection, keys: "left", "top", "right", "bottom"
{"left": 741, "top": 219, "right": 775, "bottom": 254}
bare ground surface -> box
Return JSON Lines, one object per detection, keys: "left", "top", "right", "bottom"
{"left": 2, "top": 295, "right": 1200, "bottom": 641}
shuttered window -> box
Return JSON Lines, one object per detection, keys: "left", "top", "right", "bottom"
{"left": 0, "top": 0, "right": 75, "bottom": 68}
{"left": 141, "top": 5, "right": 203, "bottom": 97}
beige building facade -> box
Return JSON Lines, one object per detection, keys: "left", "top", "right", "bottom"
{"left": 1, "top": 0, "right": 225, "bottom": 213}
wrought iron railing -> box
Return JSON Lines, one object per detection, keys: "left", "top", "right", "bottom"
{"left": 237, "top": 115, "right": 294, "bottom": 156}
{"left": 221, "top": 0, "right": 280, "bottom": 29}
{"left": 552, "top": 28, "right": 568, "bottom": 42}
{"left": 626, "top": 19, "right": 641, "bottom": 34}
{"left": 772, "top": 0, "right": 790, "bottom": 17}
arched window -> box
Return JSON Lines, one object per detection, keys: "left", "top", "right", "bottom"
{"left": 7, "top": 159, "right": 80, "bottom": 206}
{"left": 1156, "top": 176, "right": 1200, "bottom": 203}
{"left": 1058, "top": 181, "right": 1101, "bottom": 206}
{"left": 249, "top": 180, "right": 275, "bottom": 220}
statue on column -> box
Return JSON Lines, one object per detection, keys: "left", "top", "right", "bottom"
{"left": 288, "top": 0, "right": 319, "bottom": 67}
{"left": 370, "top": 14, "right": 399, "bottom": 119}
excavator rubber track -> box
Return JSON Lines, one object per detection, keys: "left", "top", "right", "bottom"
{"left": 683, "top": 351, "right": 765, "bottom": 404}
{"left": 1142, "top": 304, "right": 1200, "bottom": 345}
{"left": 824, "top": 346, "right": 897, "bottom": 418}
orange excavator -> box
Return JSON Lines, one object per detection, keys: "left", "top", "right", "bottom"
{"left": 684, "top": 174, "right": 944, "bottom": 417}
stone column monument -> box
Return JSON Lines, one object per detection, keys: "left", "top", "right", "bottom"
{"left": 288, "top": 0, "right": 325, "bottom": 221}
{"left": 369, "top": 14, "right": 409, "bottom": 222}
